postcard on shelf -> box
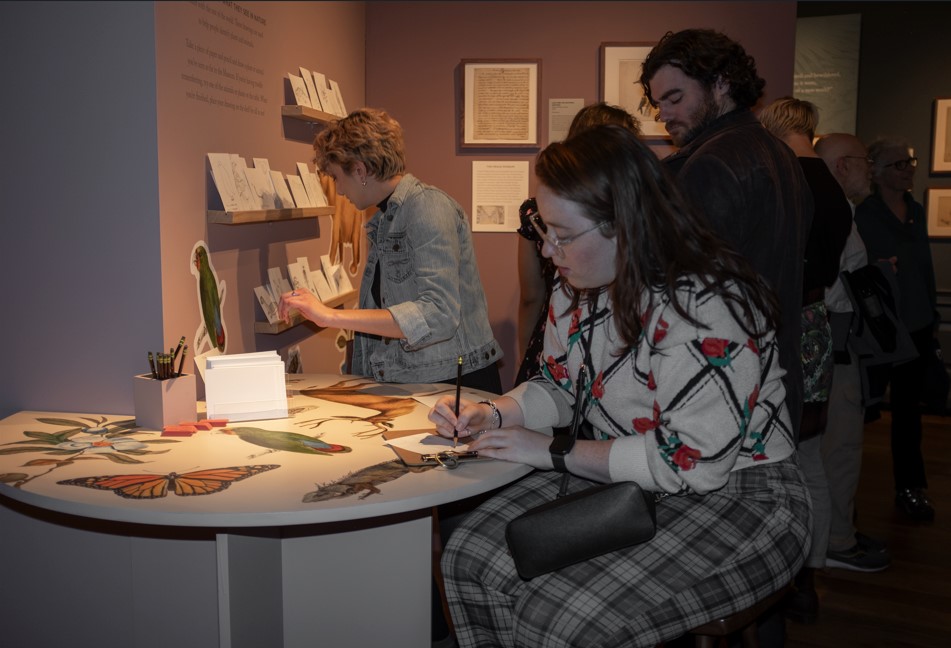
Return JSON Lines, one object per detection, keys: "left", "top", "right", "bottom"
{"left": 313, "top": 71, "right": 340, "bottom": 117}
{"left": 243, "top": 165, "right": 276, "bottom": 210}
{"left": 204, "top": 350, "right": 288, "bottom": 422}
{"left": 287, "top": 261, "right": 310, "bottom": 292}
{"left": 299, "top": 66, "right": 320, "bottom": 110}
{"left": 269, "top": 171, "right": 295, "bottom": 209}
{"left": 335, "top": 265, "right": 354, "bottom": 294}
{"left": 268, "top": 267, "right": 293, "bottom": 300}
{"left": 228, "top": 154, "right": 258, "bottom": 211}
{"left": 286, "top": 174, "right": 312, "bottom": 208}
{"left": 288, "top": 73, "right": 311, "bottom": 108}
{"left": 310, "top": 269, "right": 335, "bottom": 301}
{"left": 329, "top": 79, "right": 347, "bottom": 116}
{"left": 320, "top": 254, "right": 339, "bottom": 294}
{"left": 207, "top": 152, "right": 243, "bottom": 212}
{"left": 297, "top": 256, "right": 318, "bottom": 293}
{"left": 254, "top": 286, "right": 280, "bottom": 324}
{"left": 297, "top": 163, "right": 328, "bottom": 207}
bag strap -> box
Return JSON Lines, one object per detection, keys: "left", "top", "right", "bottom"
{"left": 556, "top": 297, "right": 598, "bottom": 498}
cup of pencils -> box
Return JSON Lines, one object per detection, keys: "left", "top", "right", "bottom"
{"left": 133, "top": 336, "right": 197, "bottom": 430}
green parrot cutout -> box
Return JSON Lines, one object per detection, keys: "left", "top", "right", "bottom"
{"left": 190, "top": 241, "right": 227, "bottom": 354}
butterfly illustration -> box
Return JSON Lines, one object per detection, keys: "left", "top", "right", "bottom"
{"left": 57, "top": 465, "right": 280, "bottom": 499}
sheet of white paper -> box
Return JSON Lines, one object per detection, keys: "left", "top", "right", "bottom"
{"left": 297, "top": 163, "right": 327, "bottom": 207}
{"left": 335, "top": 266, "right": 354, "bottom": 294}
{"left": 243, "top": 165, "right": 276, "bottom": 209}
{"left": 229, "top": 154, "right": 257, "bottom": 210}
{"left": 268, "top": 267, "right": 288, "bottom": 302}
{"left": 297, "top": 256, "right": 318, "bottom": 293}
{"left": 313, "top": 71, "right": 340, "bottom": 116}
{"left": 329, "top": 78, "right": 347, "bottom": 116}
{"left": 270, "top": 171, "right": 295, "bottom": 209}
{"left": 320, "top": 254, "right": 339, "bottom": 293}
{"left": 299, "top": 67, "right": 320, "bottom": 110}
{"left": 471, "top": 160, "right": 529, "bottom": 232}
{"left": 310, "top": 270, "right": 334, "bottom": 300}
{"left": 254, "top": 286, "right": 280, "bottom": 324}
{"left": 548, "top": 98, "right": 585, "bottom": 143}
{"left": 288, "top": 73, "right": 312, "bottom": 108}
{"left": 386, "top": 431, "right": 461, "bottom": 455}
{"left": 286, "top": 174, "right": 312, "bottom": 208}
{"left": 207, "top": 153, "right": 242, "bottom": 212}
{"left": 286, "top": 261, "right": 310, "bottom": 292}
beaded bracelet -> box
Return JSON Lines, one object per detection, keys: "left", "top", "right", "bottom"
{"left": 479, "top": 400, "right": 502, "bottom": 429}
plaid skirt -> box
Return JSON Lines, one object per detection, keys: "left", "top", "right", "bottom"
{"left": 441, "top": 459, "right": 811, "bottom": 648}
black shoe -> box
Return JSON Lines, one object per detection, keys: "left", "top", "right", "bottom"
{"left": 895, "top": 488, "right": 935, "bottom": 521}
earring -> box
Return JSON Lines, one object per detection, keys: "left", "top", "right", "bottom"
{"left": 362, "top": 179, "right": 367, "bottom": 187}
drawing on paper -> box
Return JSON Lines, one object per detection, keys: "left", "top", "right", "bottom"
{"left": 191, "top": 242, "right": 227, "bottom": 354}
{"left": 296, "top": 378, "right": 420, "bottom": 437}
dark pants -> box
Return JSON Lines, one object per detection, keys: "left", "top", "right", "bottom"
{"left": 886, "top": 326, "right": 932, "bottom": 490}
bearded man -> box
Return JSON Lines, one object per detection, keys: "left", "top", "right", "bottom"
{"left": 642, "top": 29, "right": 813, "bottom": 444}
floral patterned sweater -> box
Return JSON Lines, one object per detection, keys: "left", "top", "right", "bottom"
{"left": 507, "top": 276, "right": 796, "bottom": 495}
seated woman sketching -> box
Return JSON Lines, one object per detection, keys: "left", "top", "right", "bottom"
{"left": 428, "top": 126, "right": 811, "bottom": 647}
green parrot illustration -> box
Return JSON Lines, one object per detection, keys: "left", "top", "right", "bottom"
{"left": 222, "top": 427, "right": 352, "bottom": 458}
{"left": 193, "top": 245, "right": 225, "bottom": 351}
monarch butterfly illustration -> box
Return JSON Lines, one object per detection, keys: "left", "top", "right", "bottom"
{"left": 57, "top": 465, "right": 280, "bottom": 499}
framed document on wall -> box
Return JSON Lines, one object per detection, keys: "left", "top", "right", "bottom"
{"left": 461, "top": 59, "right": 540, "bottom": 148}
{"left": 931, "top": 97, "right": 951, "bottom": 174}
{"left": 600, "top": 42, "right": 668, "bottom": 139}
{"left": 926, "top": 188, "right": 951, "bottom": 237}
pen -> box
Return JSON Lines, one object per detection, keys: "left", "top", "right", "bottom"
{"left": 454, "top": 356, "right": 462, "bottom": 448}
{"left": 172, "top": 335, "right": 186, "bottom": 363}
{"left": 177, "top": 344, "right": 188, "bottom": 377}
{"left": 148, "top": 351, "right": 157, "bottom": 379}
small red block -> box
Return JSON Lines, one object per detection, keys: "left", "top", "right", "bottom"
{"left": 162, "top": 425, "right": 197, "bottom": 437}
{"left": 179, "top": 420, "right": 214, "bottom": 431}
{"left": 205, "top": 418, "right": 229, "bottom": 427}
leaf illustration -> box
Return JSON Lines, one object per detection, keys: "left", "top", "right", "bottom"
{"left": 102, "top": 453, "right": 147, "bottom": 464}
{"left": 35, "top": 418, "right": 87, "bottom": 428}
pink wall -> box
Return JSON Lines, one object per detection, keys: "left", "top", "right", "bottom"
{"left": 366, "top": 1, "right": 799, "bottom": 389}
{"left": 154, "top": 2, "right": 367, "bottom": 391}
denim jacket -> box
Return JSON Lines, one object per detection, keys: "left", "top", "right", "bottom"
{"left": 351, "top": 174, "right": 502, "bottom": 383}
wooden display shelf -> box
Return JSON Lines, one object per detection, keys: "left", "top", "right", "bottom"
{"left": 208, "top": 206, "right": 334, "bottom": 225}
{"left": 281, "top": 105, "right": 339, "bottom": 123}
{"left": 254, "top": 289, "right": 358, "bottom": 334}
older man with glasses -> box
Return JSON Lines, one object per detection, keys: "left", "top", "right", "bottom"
{"left": 855, "top": 138, "right": 939, "bottom": 522}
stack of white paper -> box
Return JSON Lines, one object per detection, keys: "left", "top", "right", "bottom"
{"left": 204, "top": 351, "right": 288, "bottom": 422}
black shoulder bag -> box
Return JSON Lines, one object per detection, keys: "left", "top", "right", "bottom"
{"left": 505, "top": 361, "right": 658, "bottom": 580}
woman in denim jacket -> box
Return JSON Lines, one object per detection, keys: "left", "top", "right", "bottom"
{"left": 279, "top": 108, "right": 503, "bottom": 393}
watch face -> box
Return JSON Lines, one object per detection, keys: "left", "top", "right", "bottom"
{"left": 550, "top": 434, "right": 575, "bottom": 455}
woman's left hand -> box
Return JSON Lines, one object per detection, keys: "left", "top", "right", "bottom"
{"left": 466, "top": 426, "right": 554, "bottom": 470}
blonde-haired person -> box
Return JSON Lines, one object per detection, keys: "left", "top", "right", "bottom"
{"left": 760, "top": 98, "right": 858, "bottom": 622}
{"left": 280, "top": 108, "right": 503, "bottom": 393}
{"left": 855, "top": 137, "right": 938, "bottom": 522}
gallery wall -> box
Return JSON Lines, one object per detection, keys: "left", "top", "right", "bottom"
{"left": 364, "top": 0, "right": 800, "bottom": 389}
{"left": 0, "top": 1, "right": 367, "bottom": 420}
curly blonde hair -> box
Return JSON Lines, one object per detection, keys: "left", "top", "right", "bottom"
{"left": 313, "top": 108, "right": 406, "bottom": 180}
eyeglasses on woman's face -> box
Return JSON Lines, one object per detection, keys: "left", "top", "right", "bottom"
{"left": 529, "top": 211, "right": 602, "bottom": 258}
{"left": 528, "top": 212, "right": 601, "bottom": 258}
{"left": 882, "top": 157, "right": 918, "bottom": 171}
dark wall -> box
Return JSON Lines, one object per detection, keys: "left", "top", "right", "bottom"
{"left": 798, "top": 2, "right": 951, "bottom": 289}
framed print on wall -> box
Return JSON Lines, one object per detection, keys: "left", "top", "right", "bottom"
{"left": 600, "top": 42, "right": 668, "bottom": 139}
{"left": 926, "top": 188, "right": 951, "bottom": 237}
{"left": 461, "top": 59, "right": 540, "bottom": 148}
{"left": 931, "top": 97, "right": 951, "bottom": 173}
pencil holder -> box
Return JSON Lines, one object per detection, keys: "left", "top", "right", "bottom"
{"left": 133, "top": 373, "right": 197, "bottom": 430}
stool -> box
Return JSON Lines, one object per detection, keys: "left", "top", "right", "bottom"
{"left": 688, "top": 584, "right": 791, "bottom": 648}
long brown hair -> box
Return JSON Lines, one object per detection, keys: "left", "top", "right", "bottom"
{"left": 534, "top": 125, "right": 779, "bottom": 348}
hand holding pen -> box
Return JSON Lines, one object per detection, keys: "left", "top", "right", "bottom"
{"left": 453, "top": 356, "right": 462, "bottom": 448}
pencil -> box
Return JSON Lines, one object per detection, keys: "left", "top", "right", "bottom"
{"left": 454, "top": 356, "right": 462, "bottom": 448}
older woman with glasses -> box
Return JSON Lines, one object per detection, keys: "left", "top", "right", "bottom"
{"left": 428, "top": 125, "right": 810, "bottom": 647}
{"left": 855, "top": 137, "right": 938, "bottom": 521}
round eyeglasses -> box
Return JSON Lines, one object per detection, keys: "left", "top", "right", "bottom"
{"left": 883, "top": 157, "right": 918, "bottom": 171}
{"left": 529, "top": 211, "right": 602, "bottom": 257}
